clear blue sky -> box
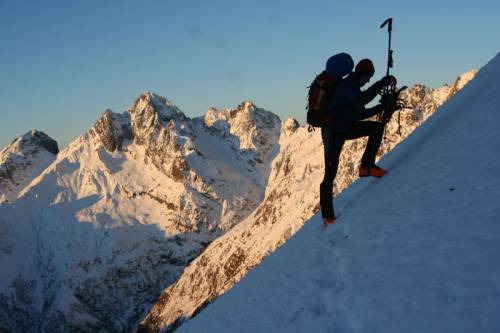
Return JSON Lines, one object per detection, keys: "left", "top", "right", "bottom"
{"left": 1, "top": 0, "right": 498, "bottom": 148}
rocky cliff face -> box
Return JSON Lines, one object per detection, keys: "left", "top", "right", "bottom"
{"left": 91, "top": 109, "right": 132, "bottom": 153}
{"left": 0, "top": 129, "right": 59, "bottom": 204}
{"left": 137, "top": 71, "right": 477, "bottom": 333}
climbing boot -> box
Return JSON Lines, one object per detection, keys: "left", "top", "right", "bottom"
{"left": 323, "top": 217, "right": 336, "bottom": 226}
{"left": 359, "top": 165, "right": 387, "bottom": 178}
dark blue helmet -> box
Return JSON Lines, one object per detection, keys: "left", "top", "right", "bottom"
{"left": 325, "top": 53, "right": 354, "bottom": 78}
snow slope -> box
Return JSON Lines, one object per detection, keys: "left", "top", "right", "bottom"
{"left": 137, "top": 71, "right": 476, "bottom": 332}
{"left": 178, "top": 54, "right": 500, "bottom": 333}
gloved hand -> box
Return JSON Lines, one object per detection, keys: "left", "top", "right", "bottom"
{"left": 380, "top": 75, "right": 397, "bottom": 86}
{"left": 376, "top": 103, "right": 385, "bottom": 114}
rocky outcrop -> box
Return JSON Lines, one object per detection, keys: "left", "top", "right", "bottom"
{"left": 90, "top": 109, "right": 132, "bottom": 152}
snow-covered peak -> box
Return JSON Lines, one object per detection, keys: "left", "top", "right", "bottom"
{"left": 204, "top": 101, "right": 269, "bottom": 129}
{"left": 232, "top": 101, "right": 280, "bottom": 130}
{"left": 204, "top": 107, "right": 231, "bottom": 132}
{"left": 236, "top": 100, "right": 256, "bottom": 112}
{"left": 124, "top": 92, "right": 186, "bottom": 148}
{"left": 0, "top": 130, "right": 58, "bottom": 203}
{"left": 87, "top": 93, "right": 188, "bottom": 153}
{"left": 2, "top": 129, "right": 59, "bottom": 156}
{"left": 281, "top": 117, "right": 300, "bottom": 135}
{"left": 203, "top": 101, "right": 281, "bottom": 157}
{"left": 128, "top": 92, "right": 184, "bottom": 121}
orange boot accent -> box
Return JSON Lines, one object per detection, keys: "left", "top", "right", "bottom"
{"left": 323, "top": 217, "right": 336, "bottom": 226}
{"left": 359, "top": 165, "right": 387, "bottom": 178}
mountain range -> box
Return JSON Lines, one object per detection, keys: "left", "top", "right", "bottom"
{"left": 0, "top": 70, "right": 476, "bottom": 333}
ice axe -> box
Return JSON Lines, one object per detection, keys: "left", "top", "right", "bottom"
{"left": 378, "top": 17, "right": 395, "bottom": 123}
{"left": 380, "top": 18, "right": 393, "bottom": 77}
{"left": 378, "top": 18, "right": 408, "bottom": 134}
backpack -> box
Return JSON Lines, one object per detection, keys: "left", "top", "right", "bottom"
{"left": 306, "top": 71, "right": 339, "bottom": 129}
{"left": 306, "top": 52, "right": 354, "bottom": 131}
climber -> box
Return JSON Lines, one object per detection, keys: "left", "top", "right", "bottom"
{"left": 320, "top": 58, "right": 396, "bottom": 226}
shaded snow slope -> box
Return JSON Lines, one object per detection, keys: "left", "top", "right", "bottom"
{"left": 137, "top": 71, "right": 476, "bottom": 332}
{"left": 178, "top": 54, "right": 500, "bottom": 333}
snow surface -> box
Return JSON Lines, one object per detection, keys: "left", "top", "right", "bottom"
{"left": 178, "top": 54, "right": 500, "bottom": 333}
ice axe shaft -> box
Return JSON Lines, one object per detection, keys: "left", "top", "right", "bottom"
{"left": 380, "top": 18, "right": 393, "bottom": 76}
